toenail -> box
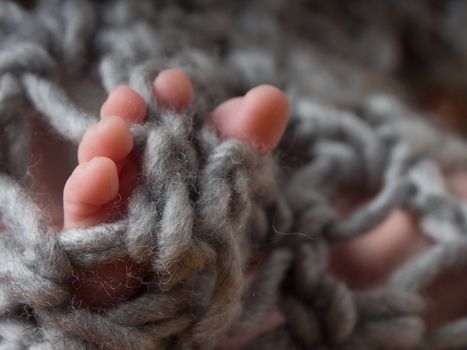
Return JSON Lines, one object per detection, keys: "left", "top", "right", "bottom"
{"left": 98, "top": 115, "right": 122, "bottom": 130}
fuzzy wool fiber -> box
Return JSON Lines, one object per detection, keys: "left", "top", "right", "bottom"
{"left": 2, "top": 0, "right": 467, "bottom": 349}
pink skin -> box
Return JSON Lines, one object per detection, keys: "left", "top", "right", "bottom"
{"left": 62, "top": 68, "right": 289, "bottom": 310}
{"left": 62, "top": 67, "right": 467, "bottom": 345}
{"left": 211, "top": 85, "right": 290, "bottom": 154}
{"left": 330, "top": 170, "right": 467, "bottom": 328}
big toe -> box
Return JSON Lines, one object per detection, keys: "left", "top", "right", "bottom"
{"left": 63, "top": 157, "right": 119, "bottom": 229}
{"left": 211, "top": 85, "right": 289, "bottom": 154}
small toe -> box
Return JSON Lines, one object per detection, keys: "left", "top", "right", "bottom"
{"left": 63, "top": 157, "right": 119, "bottom": 229}
{"left": 211, "top": 85, "right": 289, "bottom": 154}
{"left": 100, "top": 85, "right": 147, "bottom": 124}
{"left": 153, "top": 68, "right": 194, "bottom": 111}
{"left": 78, "top": 115, "right": 133, "bottom": 164}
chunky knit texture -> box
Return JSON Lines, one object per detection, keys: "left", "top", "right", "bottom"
{"left": 2, "top": 0, "right": 467, "bottom": 349}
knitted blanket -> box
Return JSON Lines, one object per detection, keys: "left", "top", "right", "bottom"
{"left": 2, "top": 1, "right": 467, "bottom": 349}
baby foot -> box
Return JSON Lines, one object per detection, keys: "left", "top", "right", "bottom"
{"left": 63, "top": 85, "right": 147, "bottom": 308}
{"left": 62, "top": 68, "right": 289, "bottom": 309}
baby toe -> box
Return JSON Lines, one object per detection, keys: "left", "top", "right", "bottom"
{"left": 78, "top": 115, "right": 133, "bottom": 164}
{"left": 153, "top": 68, "right": 194, "bottom": 112}
{"left": 63, "top": 157, "right": 119, "bottom": 229}
{"left": 211, "top": 85, "right": 289, "bottom": 154}
{"left": 101, "top": 85, "right": 147, "bottom": 124}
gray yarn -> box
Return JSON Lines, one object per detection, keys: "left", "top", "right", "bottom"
{"left": 2, "top": 0, "right": 467, "bottom": 349}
